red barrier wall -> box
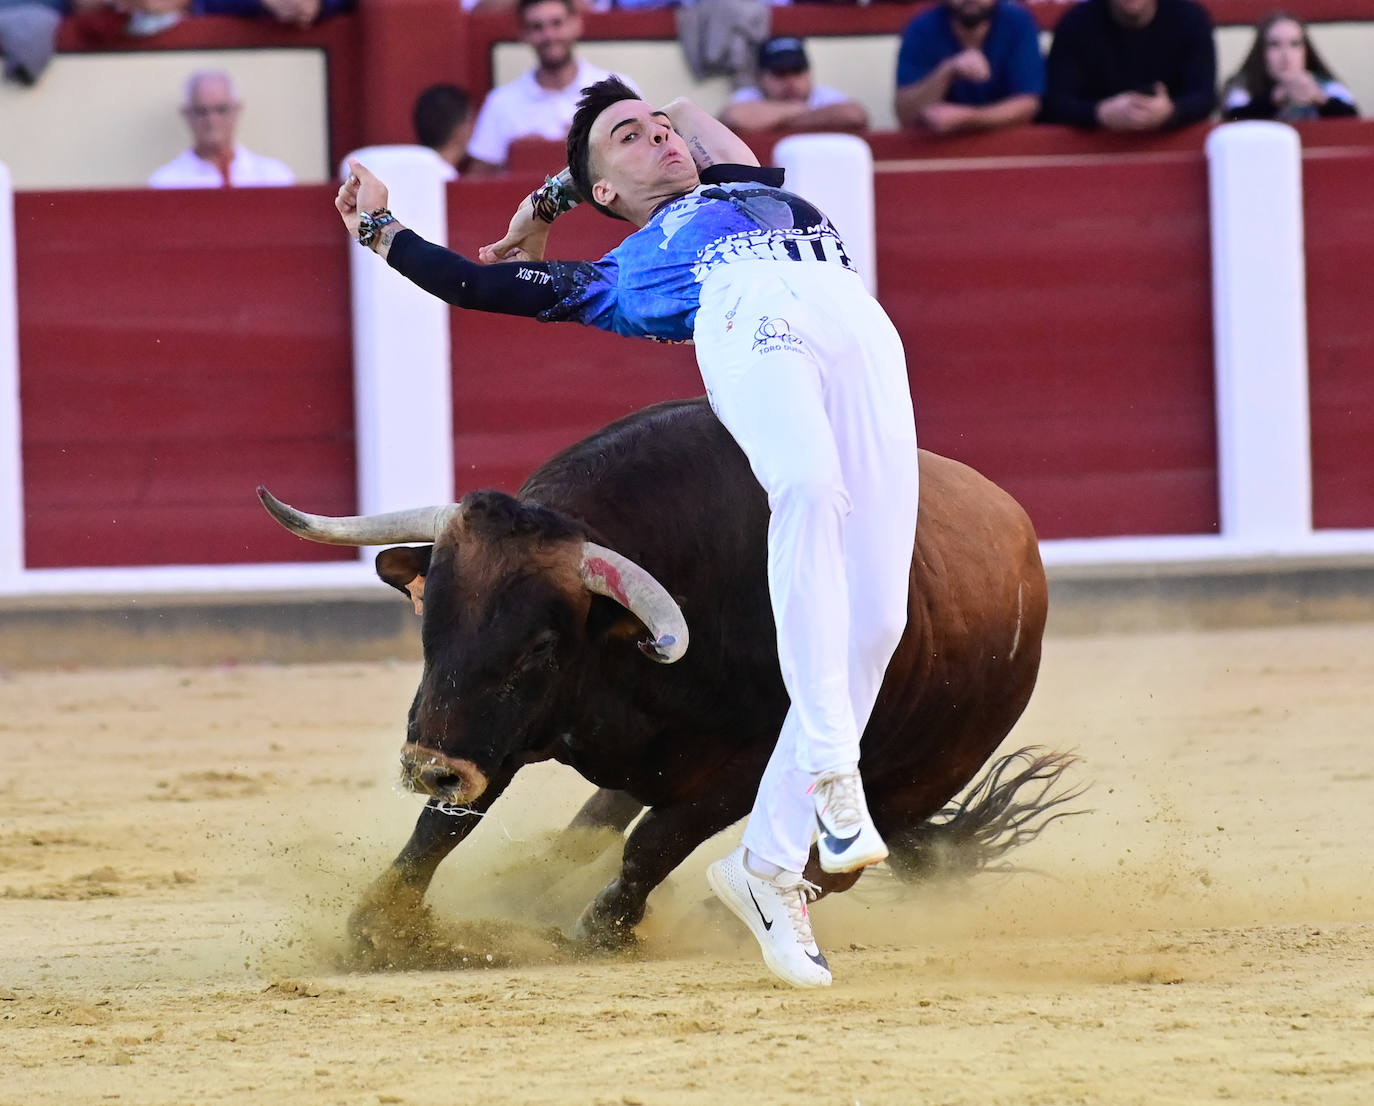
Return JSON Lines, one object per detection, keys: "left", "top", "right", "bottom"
{"left": 14, "top": 128, "right": 1374, "bottom": 570}
{"left": 1304, "top": 144, "right": 1374, "bottom": 530}
{"left": 876, "top": 153, "right": 1218, "bottom": 540}
{"left": 17, "top": 187, "right": 356, "bottom": 568}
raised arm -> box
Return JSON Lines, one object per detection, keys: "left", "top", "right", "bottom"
{"left": 479, "top": 96, "right": 760, "bottom": 263}
{"left": 659, "top": 97, "right": 760, "bottom": 170}
{"left": 337, "top": 160, "right": 572, "bottom": 319}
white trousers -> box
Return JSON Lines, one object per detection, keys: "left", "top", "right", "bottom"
{"left": 693, "top": 260, "right": 920, "bottom": 873}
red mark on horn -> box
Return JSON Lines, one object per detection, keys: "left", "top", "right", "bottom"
{"left": 584, "top": 556, "right": 632, "bottom": 607}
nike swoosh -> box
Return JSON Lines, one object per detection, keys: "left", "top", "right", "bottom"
{"left": 807, "top": 949, "right": 830, "bottom": 969}
{"left": 747, "top": 885, "right": 773, "bottom": 931}
{"left": 816, "top": 812, "right": 861, "bottom": 854}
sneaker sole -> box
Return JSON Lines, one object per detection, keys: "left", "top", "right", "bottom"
{"left": 818, "top": 840, "right": 889, "bottom": 874}
{"left": 706, "top": 861, "right": 832, "bottom": 989}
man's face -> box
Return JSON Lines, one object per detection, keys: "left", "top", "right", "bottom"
{"left": 587, "top": 100, "right": 699, "bottom": 219}
{"left": 521, "top": 0, "right": 581, "bottom": 71}
{"left": 947, "top": 0, "right": 995, "bottom": 28}
{"left": 183, "top": 75, "right": 239, "bottom": 157}
{"left": 1108, "top": 0, "right": 1158, "bottom": 29}
{"left": 758, "top": 67, "right": 813, "bottom": 104}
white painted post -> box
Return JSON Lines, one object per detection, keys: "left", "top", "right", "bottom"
{"left": 1205, "top": 122, "right": 1312, "bottom": 544}
{"left": 345, "top": 146, "right": 455, "bottom": 550}
{"left": 0, "top": 163, "right": 22, "bottom": 587}
{"left": 772, "top": 133, "right": 877, "bottom": 295}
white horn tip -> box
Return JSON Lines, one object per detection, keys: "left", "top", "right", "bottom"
{"left": 639, "top": 633, "right": 687, "bottom": 664}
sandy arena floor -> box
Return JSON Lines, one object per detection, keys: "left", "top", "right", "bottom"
{"left": 2, "top": 620, "right": 1372, "bottom": 1105}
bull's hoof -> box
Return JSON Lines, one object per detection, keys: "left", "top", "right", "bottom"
{"left": 572, "top": 887, "right": 644, "bottom": 955}
{"left": 343, "top": 872, "right": 444, "bottom": 971}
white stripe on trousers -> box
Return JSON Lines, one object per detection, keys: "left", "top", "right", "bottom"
{"left": 693, "top": 260, "right": 920, "bottom": 874}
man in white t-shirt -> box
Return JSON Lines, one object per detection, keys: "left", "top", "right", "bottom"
{"left": 464, "top": 0, "right": 632, "bottom": 176}
{"left": 149, "top": 70, "right": 295, "bottom": 189}
{"left": 719, "top": 36, "right": 869, "bottom": 134}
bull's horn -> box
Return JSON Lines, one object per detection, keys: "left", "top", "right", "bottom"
{"left": 257, "top": 486, "right": 458, "bottom": 545}
{"left": 580, "top": 543, "right": 689, "bottom": 664}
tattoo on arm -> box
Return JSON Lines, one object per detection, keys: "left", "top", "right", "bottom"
{"left": 688, "top": 136, "right": 715, "bottom": 170}
{"left": 374, "top": 221, "right": 405, "bottom": 257}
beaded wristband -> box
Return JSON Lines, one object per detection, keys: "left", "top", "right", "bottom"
{"left": 357, "top": 208, "right": 397, "bottom": 248}
{"left": 529, "top": 171, "right": 581, "bottom": 224}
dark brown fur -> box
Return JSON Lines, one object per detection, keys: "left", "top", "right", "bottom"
{"left": 349, "top": 398, "right": 1072, "bottom": 958}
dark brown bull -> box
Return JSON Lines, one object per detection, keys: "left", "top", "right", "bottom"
{"left": 259, "top": 397, "right": 1077, "bottom": 959}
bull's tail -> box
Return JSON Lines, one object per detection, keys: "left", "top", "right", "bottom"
{"left": 885, "top": 748, "right": 1088, "bottom": 883}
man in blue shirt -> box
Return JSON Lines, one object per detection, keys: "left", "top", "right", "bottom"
{"left": 338, "top": 78, "right": 920, "bottom": 990}
{"left": 895, "top": 0, "right": 1045, "bottom": 134}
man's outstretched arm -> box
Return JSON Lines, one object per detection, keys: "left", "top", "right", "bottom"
{"left": 337, "top": 159, "right": 566, "bottom": 318}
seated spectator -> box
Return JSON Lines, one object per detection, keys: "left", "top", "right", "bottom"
{"left": 149, "top": 70, "right": 295, "bottom": 188}
{"left": 120, "top": 0, "right": 353, "bottom": 35}
{"left": 199, "top": 0, "right": 353, "bottom": 25}
{"left": 1222, "top": 13, "right": 1358, "bottom": 122}
{"left": 894, "top": 0, "right": 1044, "bottom": 135}
{"left": 0, "top": 0, "right": 65, "bottom": 85}
{"left": 719, "top": 36, "right": 868, "bottom": 134}
{"left": 464, "top": 0, "right": 632, "bottom": 177}
{"left": 1041, "top": 0, "right": 1217, "bottom": 131}
{"left": 413, "top": 83, "right": 474, "bottom": 178}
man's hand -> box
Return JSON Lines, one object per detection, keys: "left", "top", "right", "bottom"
{"left": 260, "top": 0, "right": 320, "bottom": 25}
{"left": 947, "top": 49, "right": 991, "bottom": 85}
{"left": 336, "top": 159, "right": 389, "bottom": 238}
{"left": 478, "top": 200, "right": 552, "bottom": 264}
{"left": 1096, "top": 85, "right": 1173, "bottom": 131}
{"left": 919, "top": 102, "right": 975, "bottom": 135}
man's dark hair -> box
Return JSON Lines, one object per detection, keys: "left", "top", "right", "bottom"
{"left": 412, "top": 83, "right": 471, "bottom": 150}
{"left": 566, "top": 75, "right": 641, "bottom": 221}
{"left": 518, "top": 0, "right": 574, "bottom": 20}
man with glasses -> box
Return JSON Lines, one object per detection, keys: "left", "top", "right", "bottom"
{"left": 149, "top": 70, "right": 295, "bottom": 189}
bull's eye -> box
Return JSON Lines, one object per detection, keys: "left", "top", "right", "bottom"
{"left": 520, "top": 631, "right": 558, "bottom": 673}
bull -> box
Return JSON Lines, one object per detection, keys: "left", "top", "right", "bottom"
{"left": 259, "top": 397, "right": 1078, "bottom": 961}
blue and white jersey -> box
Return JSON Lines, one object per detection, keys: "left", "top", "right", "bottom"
{"left": 539, "top": 179, "right": 854, "bottom": 342}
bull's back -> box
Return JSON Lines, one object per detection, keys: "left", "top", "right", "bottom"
{"left": 864, "top": 449, "right": 1048, "bottom": 804}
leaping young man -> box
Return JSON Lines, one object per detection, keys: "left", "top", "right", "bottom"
{"left": 336, "top": 77, "right": 919, "bottom": 988}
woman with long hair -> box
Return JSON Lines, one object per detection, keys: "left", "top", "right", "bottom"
{"left": 1222, "top": 12, "right": 1358, "bottom": 121}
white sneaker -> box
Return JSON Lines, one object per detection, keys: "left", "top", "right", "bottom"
{"left": 810, "top": 767, "right": 889, "bottom": 873}
{"left": 706, "top": 847, "right": 832, "bottom": 988}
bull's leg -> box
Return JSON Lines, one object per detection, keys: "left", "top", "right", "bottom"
{"left": 574, "top": 777, "right": 757, "bottom": 949}
{"left": 347, "top": 773, "right": 512, "bottom": 966}
{"left": 539, "top": 788, "right": 646, "bottom": 870}
{"left": 566, "top": 788, "right": 644, "bottom": 832}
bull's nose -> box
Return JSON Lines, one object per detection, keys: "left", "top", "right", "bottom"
{"left": 398, "top": 744, "right": 489, "bottom": 804}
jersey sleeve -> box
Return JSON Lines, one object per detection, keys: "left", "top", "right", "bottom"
{"left": 538, "top": 255, "right": 622, "bottom": 329}
{"left": 386, "top": 230, "right": 564, "bottom": 317}
{"left": 386, "top": 229, "right": 626, "bottom": 330}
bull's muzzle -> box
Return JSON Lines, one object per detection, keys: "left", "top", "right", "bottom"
{"left": 399, "top": 744, "right": 490, "bottom": 805}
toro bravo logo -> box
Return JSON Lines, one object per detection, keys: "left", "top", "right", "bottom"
{"left": 752, "top": 316, "right": 804, "bottom": 354}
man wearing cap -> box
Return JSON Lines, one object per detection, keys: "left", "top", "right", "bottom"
{"left": 895, "top": 0, "right": 1044, "bottom": 135}
{"left": 720, "top": 36, "right": 869, "bottom": 134}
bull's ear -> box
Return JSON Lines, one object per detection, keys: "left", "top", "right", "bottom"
{"left": 375, "top": 545, "right": 433, "bottom": 596}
